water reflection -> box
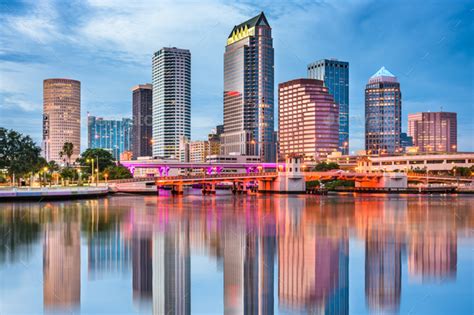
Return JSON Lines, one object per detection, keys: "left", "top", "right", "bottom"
{"left": 0, "top": 194, "right": 472, "bottom": 314}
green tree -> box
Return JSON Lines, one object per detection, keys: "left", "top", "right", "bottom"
{"left": 452, "top": 167, "right": 471, "bottom": 177}
{"left": 60, "top": 167, "right": 77, "bottom": 180}
{"left": 0, "top": 128, "right": 43, "bottom": 184}
{"left": 77, "top": 148, "right": 115, "bottom": 175}
{"left": 104, "top": 164, "right": 132, "bottom": 180}
{"left": 59, "top": 142, "right": 74, "bottom": 166}
{"left": 312, "top": 162, "right": 340, "bottom": 172}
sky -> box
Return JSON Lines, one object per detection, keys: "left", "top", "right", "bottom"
{"left": 0, "top": 0, "right": 473, "bottom": 153}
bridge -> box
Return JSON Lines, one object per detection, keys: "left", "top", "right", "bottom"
{"left": 113, "top": 157, "right": 472, "bottom": 194}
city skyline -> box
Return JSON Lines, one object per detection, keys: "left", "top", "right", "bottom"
{"left": 0, "top": 1, "right": 472, "bottom": 153}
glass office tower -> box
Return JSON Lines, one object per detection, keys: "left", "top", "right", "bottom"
{"left": 365, "top": 67, "right": 402, "bottom": 155}
{"left": 152, "top": 47, "right": 191, "bottom": 158}
{"left": 132, "top": 84, "right": 153, "bottom": 158}
{"left": 87, "top": 115, "right": 132, "bottom": 159}
{"left": 308, "top": 59, "right": 349, "bottom": 154}
{"left": 221, "top": 12, "right": 275, "bottom": 162}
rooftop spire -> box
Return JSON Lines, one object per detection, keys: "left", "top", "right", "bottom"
{"left": 369, "top": 66, "right": 398, "bottom": 83}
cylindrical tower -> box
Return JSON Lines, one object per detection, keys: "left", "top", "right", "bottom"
{"left": 43, "top": 78, "right": 81, "bottom": 163}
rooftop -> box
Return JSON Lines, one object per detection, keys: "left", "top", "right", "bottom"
{"left": 369, "top": 66, "right": 398, "bottom": 83}
{"left": 228, "top": 12, "right": 269, "bottom": 39}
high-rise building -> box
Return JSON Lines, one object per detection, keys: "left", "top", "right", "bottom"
{"left": 152, "top": 47, "right": 191, "bottom": 158}
{"left": 279, "top": 79, "right": 339, "bottom": 161}
{"left": 365, "top": 67, "right": 402, "bottom": 155}
{"left": 42, "top": 78, "right": 81, "bottom": 162}
{"left": 87, "top": 115, "right": 132, "bottom": 159}
{"left": 220, "top": 12, "right": 275, "bottom": 162}
{"left": 308, "top": 59, "right": 349, "bottom": 154}
{"left": 132, "top": 84, "right": 153, "bottom": 158}
{"left": 408, "top": 112, "right": 457, "bottom": 153}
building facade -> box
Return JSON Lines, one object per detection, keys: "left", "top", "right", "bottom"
{"left": 408, "top": 112, "right": 457, "bottom": 153}
{"left": 400, "top": 132, "right": 413, "bottom": 151}
{"left": 152, "top": 47, "right": 191, "bottom": 158}
{"left": 87, "top": 115, "right": 132, "bottom": 159}
{"left": 279, "top": 79, "right": 339, "bottom": 161}
{"left": 42, "top": 78, "right": 81, "bottom": 162}
{"left": 365, "top": 67, "right": 402, "bottom": 155}
{"left": 132, "top": 84, "right": 153, "bottom": 158}
{"left": 220, "top": 12, "right": 275, "bottom": 162}
{"left": 308, "top": 59, "right": 349, "bottom": 154}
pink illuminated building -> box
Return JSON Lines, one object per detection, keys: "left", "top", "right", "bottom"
{"left": 408, "top": 112, "right": 457, "bottom": 153}
{"left": 278, "top": 79, "right": 339, "bottom": 161}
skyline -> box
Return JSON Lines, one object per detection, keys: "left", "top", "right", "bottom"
{"left": 0, "top": 0, "right": 473, "bottom": 153}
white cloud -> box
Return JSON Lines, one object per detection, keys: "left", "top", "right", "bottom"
{"left": 4, "top": 0, "right": 60, "bottom": 44}
{"left": 1, "top": 96, "right": 41, "bottom": 112}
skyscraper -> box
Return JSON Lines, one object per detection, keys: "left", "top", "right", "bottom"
{"left": 279, "top": 79, "right": 339, "bottom": 160}
{"left": 42, "top": 78, "right": 81, "bottom": 162}
{"left": 408, "top": 112, "right": 457, "bottom": 153}
{"left": 87, "top": 115, "right": 132, "bottom": 159}
{"left": 308, "top": 59, "right": 349, "bottom": 154}
{"left": 365, "top": 67, "right": 402, "bottom": 155}
{"left": 132, "top": 84, "right": 153, "bottom": 158}
{"left": 152, "top": 47, "right": 191, "bottom": 158}
{"left": 221, "top": 12, "right": 275, "bottom": 162}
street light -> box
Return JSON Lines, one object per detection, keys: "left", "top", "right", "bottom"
{"left": 86, "top": 158, "right": 95, "bottom": 185}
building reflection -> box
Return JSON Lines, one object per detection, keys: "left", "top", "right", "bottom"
{"left": 356, "top": 199, "right": 405, "bottom": 314}
{"left": 1, "top": 193, "right": 471, "bottom": 314}
{"left": 277, "top": 197, "right": 349, "bottom": 314}
{"left": 152, "top": 221, "right": 191, "bottom": 315}
{"left": 43, "top": 207, "right": 81, "bottom": 312}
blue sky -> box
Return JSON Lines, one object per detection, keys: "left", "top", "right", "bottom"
{"left": 0, "top": 0, "right": 472, "bottom": 153}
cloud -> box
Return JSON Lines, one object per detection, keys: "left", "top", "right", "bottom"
{"left": 0, "top": 95, "right": 41, "bottom": 112}
{"left": 3, "top": 0, "right": 61, "bottom": 44}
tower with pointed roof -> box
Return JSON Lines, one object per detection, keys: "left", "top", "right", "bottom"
{"left": 220, "top": 12, "right": 275, "bottom": 162}
{"left": 365, "top": 66, "right": 402, "bottom": 155}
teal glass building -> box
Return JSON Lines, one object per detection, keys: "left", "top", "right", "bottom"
{"left": 308, "top": 59, "right": 349, "bottom": 154}
{"left": 87, "top": 115, "right": 132, "bottom": 159}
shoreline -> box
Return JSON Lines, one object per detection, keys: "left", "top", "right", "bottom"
{"left": 1, "top": 185, "right": 473, "bottom": 202}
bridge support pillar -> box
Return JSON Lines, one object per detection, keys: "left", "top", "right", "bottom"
{"left": 258, "top": 155, "right": 306, "bottom": 193}
{"left": 172, "top": 184, "right": 184, "bottom": 195}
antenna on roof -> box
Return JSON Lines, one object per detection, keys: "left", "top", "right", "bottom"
{"left": 440, "top": 106, "right": 443, "bottom": 112}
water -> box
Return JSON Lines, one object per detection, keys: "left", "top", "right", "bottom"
{"left": 0, "top": 192, "right": 472, "bottom": 314}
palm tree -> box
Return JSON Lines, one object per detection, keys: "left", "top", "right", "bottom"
{"left": 62, "top": 142, "right": 74, "bottom": 166}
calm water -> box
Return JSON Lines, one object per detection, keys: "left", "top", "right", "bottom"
{"left": 0, "top": 192, "right": 473, "bottom": 315}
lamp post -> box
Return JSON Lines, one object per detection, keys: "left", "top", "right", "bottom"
{"left": 86, "top": 158, "right": 94, "bottom": 185}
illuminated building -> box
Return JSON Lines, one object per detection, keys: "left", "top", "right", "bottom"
{"left": 365, "top": 67, "right": 401, "bottom": 155}
{"left": 87, "top": 115, "right": 132, "bottom": 159}
{"left": 308, "top": 59, "right": 350, "bottom": 154}
{"left": 152, "top": 47, "right": 191, "bottom": 158}
{"left": 221, "top": 12, "right": 275, "bottom": 162}
{"left": 42, "top": 78, "right": 81, "bottom": 162}
{"left": 278, "top": 78, "right": 339, "bottom": 160}
{"left": 132, "top": 84, "right": 153, "bottom": 158}
{"left": 408, "top": 112, "right": 457, "bottom": 153}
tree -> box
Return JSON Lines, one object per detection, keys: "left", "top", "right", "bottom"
{"left": 312, "top": 162, "right": 340, "bottom": 172}
{"left": 59, "top": 142, "right": 74, "bottom": 166}
{"left": 60, "top": 167, "right": 77, "bottom": 181}
{"left": 0, "top": 128, "right": 43, "bottom": 183}
{"left": 77, "top": 148, "right": 115, "bottom": 175}
{"left": 103, "top": 164, "right": 132, "bottom": 180}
